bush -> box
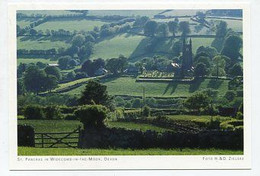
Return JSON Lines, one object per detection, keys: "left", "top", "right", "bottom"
{"left": 44, "top": 106, "right": 62, "bottom": 119}
{"left": 142, "top": 105, "right": 150, "bottom": 117}
{"left": 75, "top": 105, "right": 108, "bottom": 129}
{"left": 236, "top": 112, "right": 243, "bottom": 119}
{"left": 18, "top": 125, "right": 35, "bottom": 147}
{"left": 24, "top": 105, "right": 44, "bottom": 119}
{"left": 64, "top": 113, "right": 77, "bottom": 120}
{"left": 123, "top": 109, "right": 141, "bottom": 121}
{"left": 207, "top": 117, "right": 220, "bottom": 129}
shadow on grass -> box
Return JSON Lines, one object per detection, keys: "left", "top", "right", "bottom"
{"left": 163, "top": 83, "right": 178, "bottom": 95}
{"left": 189, "top": 77, "right": 204, "bottom": 93}
{"left": 207, "top": 79, "right": 223, "bottom": 89}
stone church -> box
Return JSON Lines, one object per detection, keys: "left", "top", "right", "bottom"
{"left": 181, "top": 38, "right": 193, "bottom": 76}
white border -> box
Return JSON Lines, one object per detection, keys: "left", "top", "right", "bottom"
{"left": 8, "top": 2, "right": 251, "bottom": 170}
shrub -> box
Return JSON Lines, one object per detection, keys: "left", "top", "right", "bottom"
{"left": 18, "top": 124, "right": 35, "bottom": 147}
{"left": 236, "top": 112, "right": 243, "bottom": 119}
{"left": 207, "top": 117, "right": 221, "bottom": 129}
{"left": 123, "top": 109, "right": 141, "bottom": 121}
{"left": 24, "top": 105, "right": 44, "bottom": 119}
{"left": 75, "top": 105, "right": 108, "bottom": 129}
{"left": 142, "top": 105, "right": 151, "bottom": 117}
{"left": 64, "top": 113, "right": 77, "bottom": 120}
{"left": 131, "top": 98, "right": 143, "bottom": 108}
{"left": 44, "top": 106, "right": 62, "bottom": 119}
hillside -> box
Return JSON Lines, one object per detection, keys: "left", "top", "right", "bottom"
{"left": 64, "top": 77, "right": 229, "bottom": 98}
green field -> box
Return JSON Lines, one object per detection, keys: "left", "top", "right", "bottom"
{"left": 17, "top": 58, "right": 57, "bottom": 65}
{"left": 166, "top": 115, "right": 233, "bottom": 123}
{"left": 17, "top": 19, "right": 35, "bottom": 28}
{"left": 18, "top": 147, "right": 242, "bottom": 156}
{"left": 17, "top": 10, "right": 80, "bottom": 16}
{"left": 161, "top": 10, "right": 207, "bottom": 17}
{"left": 34, "top": 19, "right": 108, "bottom": 32}
{"left": 65, "top": 77, "right": 229, "bottom": 97}
{"left": 18, "top": 120, "right": 172, "bottom": 133}
{"left": 88, "top": 10, "right": 163, "bottom": 17}
{"left": 214, "top": 19, "right": 242, "bottom": 32}
{"left": 17, "top": 36, "right": 70, "bottom": 50}
{"left": 91, "top": 34, "right": 146, "bottom": 60}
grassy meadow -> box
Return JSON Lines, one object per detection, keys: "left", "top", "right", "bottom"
{"left": 34, "top": 19, "right": 108, "bottom": 32}
{"left": 17, "top": 36, "right": 70, "bottom": 50}
{"left": 65, "top": 77, "right": 229, "bottom": 97}
{"left": 17, "top": 58, "right": 57, "bottom": 65}
{"left": 18, "top": 147, "right": 243, "bottom": 156}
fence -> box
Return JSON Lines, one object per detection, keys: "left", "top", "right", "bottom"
{"left": 35, "top": 126, "right": 81, "bottom": 148}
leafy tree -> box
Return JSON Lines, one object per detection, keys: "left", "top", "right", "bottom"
{"left": 78, "top": 80, "right": 111, "bottom": 107}
{"left": 229, "top": 63, "right": 243, "bottom": 77}
{"left": 29, "top": 29, "right": 37, "bottom": 35}
{"left": 142, "top": 105, "right": 151, "bottom": 117}
{"left": 178, "top": 21, "right": 190, "bottom": 37}
{"left": 195, "top": 56, "right": 211, "bottom": 67}
{"left": 194, "top": 63, "right": 209, "bottom": 77}
{"left": 24, "top": 105, "right": 44, "bottom": 119}
{"left": 184, "top": 92, "right": 210, "bottom": 113}
{"left": 212, "top": 55, "right": 226, "bottom": 78}
{"left": 23, "top": 66, "right": 47, "bottom": 94}
{"left": 17, "top": 78, "right": 26, "bottom": 95}
{"left": 72, "top": 34, "right": 85, "bottom": 47}
{"left": 134, "top": 16, "right": 149, "bottom": 27}
{"left": 211, "top": 21, "right": 227, "bottom": 51}
{"left": 144, "top": 21, "right": 158, "bottom": 36}
{"left": 75, "top": 105, "right": 108, "bottom": 129}
{"left": 43, "top": 75, "right": 58, "bottom": 92}
{"left": 224, "top": 90, "right": 236, "bottom": 101}
{"left": 58, "top": 55, "right": 72, "bottom": 70}
{"left": 196, "top": 46, "right": 218, "bottom": 59}
{"left": 81, "top": 58, "right": 105, "bottom": 76}
{"left": 168, "top": 21, "right": 178, "bottom": 37}
{"left": 36, "top": 62, "right": 47, "bottom": 69}
{"left": 106, "top": 56, "right": 127, "bottom": 75}
{"left": 66, "top": 71, "right": 76, "bottom": 80}
{"left": 131, "top": 98, "right": 142, "bottom": 108}
{"left": 44, "top": 66, "right": 62, "bottom": 80}
{"left": 157, "top": 23, "right": 169, "bottom": 37}
{"left": 221, "top": 35, "right": 242, "bottom": 60}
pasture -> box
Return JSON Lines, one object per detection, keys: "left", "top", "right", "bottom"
{"left": 17, "top": 10, "right": 80, "bottom": 17}
{"left": 17, "top": 58, "right": 57, "bottom": 65}
{"left": 64, "top": 77, "right": 229, "bottom": 97}
{"left": 17, "top": 36, "right": 70, "bottom": 50}
{"left": 18, "top": 120, "right": 172, "bottom": 133}
{"left": 91, "top": 34, "right": 146, "bottom": 60}
{"left": 18, "top": 147, "right": 242, "bottom": 156}
{"left": 88, "top": 10, "right": 164, "bottom": 17}
{"left": 34, "top": 19, "right": 108, "bottom": 32}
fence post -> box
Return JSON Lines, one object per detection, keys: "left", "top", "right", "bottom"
{"left": 41, "top": 134, "right": 44, "bottom": 148}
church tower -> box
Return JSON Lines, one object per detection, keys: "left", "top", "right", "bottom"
{"left": 181, "top": 38, "right": 193, "bottom": 76}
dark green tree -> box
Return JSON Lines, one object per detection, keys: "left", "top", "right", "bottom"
{"left": 23, "top": 66, "right": 47, "bottom": 94}
{"left": 168, "top": 21, "right": 178, "bottom": 37}
{"left": 72, "top": 34, "right": 85, "bottom": 47}
{"left": 44, "top": 66, "right": 62, "bottom": 80}
{"left": 184, "top": 92, "right": 210, "bottom": 113}
{"left": 78, "top": 80, "right": 111, "bottom": 107}
{"left": 178, "top": 21, "right": 190, "bottom": 37}
{"left": 157, "top": 23, "right": 169, "bottom": 37}
{"left": 144, "top": 21, "right": 158, "bottom": 36}
{"left": 229, "top": 63, "right": 243, "bottom": 77}
{"left": 194, "top": 63, "right": 209, "bottom": 77}
{"left": 58, "top": 55, "right": 72, "bottom": 70}
{"left": 221, "top": 35, "right": 242, "bottom": 60}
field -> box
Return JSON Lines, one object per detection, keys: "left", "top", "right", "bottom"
{"left": 34, "top": 19, "right": 108, "bottom": 32}
{"left": 91, "top": 34, "right": 214, "bottom": 61}
{"left": 65, "top": 77, "right": 229, "bottom": 97}
{"left": 17, "top": 58, "right": 57, "bottom": 65}
{"left": 17, "top": 10, "right": 80, "bottom": 16}
{"left": 18, "top": 120, "right": 172, "bottom": 133}
{"left": 18, "top": 147, "right": 242, "bottom": 156}
{"left": 91, "top": 34, "right": 146, "bottom": 60}
{"left": 17, "top": 36, "right": 70, "bottom": 50}
{"left": 88, "top": 10, "right": 163, "bottom": 17}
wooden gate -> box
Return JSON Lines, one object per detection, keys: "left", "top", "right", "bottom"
{"left": 35, "top": 126, "right": 81, "bottom": 148}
